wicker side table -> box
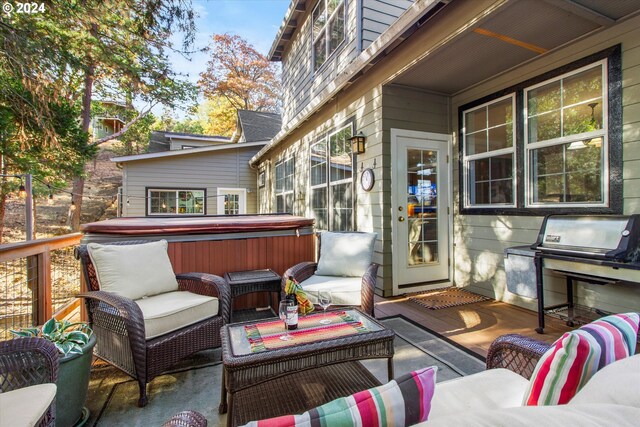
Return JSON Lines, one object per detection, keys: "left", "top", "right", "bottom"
{"left": 224, "top": 269, "right": 281, "bottom": 321}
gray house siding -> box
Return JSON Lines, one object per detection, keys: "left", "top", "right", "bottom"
{"left": 121, "top": 146, "right": 262, "bottom": 217}
{"left": 361, "top": 0, "right": 414, "bottom": 50}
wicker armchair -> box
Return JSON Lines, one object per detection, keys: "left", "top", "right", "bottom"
{"left": 0, "top": 337, "right": 60, "bottom": 427}
{"left": 283, "top": 232, "right": 378, "bottom": 318}
{"left": 75, "top": 241, "right": 231, "bottom": 407}
{"left": 161, "top": 410, "right": 208, "bottom": 427}
{"left": 486, "top": 334, "right": 552, "bottom": 379}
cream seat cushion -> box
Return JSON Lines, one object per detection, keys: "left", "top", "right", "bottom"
{"left": 428, "top": 368, "right": 529, "bottom": 420}
{"left": 315, "top": 232, "right": 376, "bottom": 277}
{"left": 87, "top": 240, "right": 179, "bottom": 301}
{"left": 298, "top": 275, "right": 362, "bottom": 306}
{"left": 421, "top": 403, "right": 640, "bottom": 426}
{"left": 135, "top": 291, "right": 219, "bottom": 339}
{"left": 569, "top": 353, "right": 640, "bottom": 407}
{"left": 0, "top": 383, "right": 57, "bottom": 427}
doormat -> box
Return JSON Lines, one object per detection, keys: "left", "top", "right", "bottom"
{"left": 407, "top": 287, "right": 491, "bottom": 310}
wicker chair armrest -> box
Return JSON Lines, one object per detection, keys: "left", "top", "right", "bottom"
{"left": 176, "top": 273, "right": 231, "bottom": 325}
{"left": 282, "top": 262, "right": 318, "bottom": 288}
{"left": 161, "top": 410, "right": 208, "bottom": 427}
{"left": 77, "top": 290, "right": 147, "bottom": 343}
{"left": 0, "top": 337, "right": 60, "bottom": 388}
{"left": 486, "top": 334, "right": 551, "bottom": 379}
{"left": 361, "top": 263, "right": 379, "bottom": 318}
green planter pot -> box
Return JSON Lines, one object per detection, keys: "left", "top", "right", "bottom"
{"left": 56, "top": 334, "right": 97, "bottom": 427}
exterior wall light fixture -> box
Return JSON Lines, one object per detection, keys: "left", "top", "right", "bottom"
{"left": 350, "top": 132, "right": 366, "bottom": 154}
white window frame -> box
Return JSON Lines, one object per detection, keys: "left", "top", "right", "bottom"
{"left": 217, "top": 188, "right": 247, "bottom": 215}
{"left": 312, "top": 0, "right": 346, "bottom": 71}
{"left": 524, "top": 60, "right": 608, "bottom": 208}
{"left": 147, "top": 188, "right": 205, "bottom": 216}
{"left": 462, "top": 94, "right": 517, "bottom": 208}
{"left": 308, "top": 123, "right": 354, "bottom": 231}
{"left": 275, "top": 156, "right": 295, "bottom": 213}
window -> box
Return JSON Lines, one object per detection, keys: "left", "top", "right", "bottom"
{"left": 463, "top": 95, "right": 516, "bottom": 207}
{"left": 312, "top": 0, "right": 345, "bottom": 70}
{"left": 275, "top": 156, "right": 294, "bottom": 213}
{"left": 148, "top": 189, "right": 205, "bottom": 215}
{"left": 459, "top": 47, "right": 621, "bottom": 215}
{"left": 309, "top": 124, "right": 353, "bottom": 231}
{"left": 525, "top": 62, "right": 606, "bottom": 207}
{"left": 217, "top": 188, "right": 246, "bottom": 215}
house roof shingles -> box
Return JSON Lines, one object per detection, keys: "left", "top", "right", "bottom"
{"left": 237, "top": 110, "right": 282, "bottom": 142}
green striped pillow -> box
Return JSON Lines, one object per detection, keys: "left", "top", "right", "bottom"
{"left": 242, "top": 366, "right": 437, "bottom": 427}
{"left": 523, "top": 312, "right": 639, "bottom": 406}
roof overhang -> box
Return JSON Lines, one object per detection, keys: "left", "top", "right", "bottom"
{"left": 113, "top": 141, "right": 268, "bottom": 163}
{"left": 164, "top": 134, "right": 230, "bottom": 143}
{"left": 269, "top": 0, "right": 307, "bottom": 61}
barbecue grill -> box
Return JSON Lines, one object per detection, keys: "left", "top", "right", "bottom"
{"left": 531, "top": 215, "right": 640, "bottom": 333}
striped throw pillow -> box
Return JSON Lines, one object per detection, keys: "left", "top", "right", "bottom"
{"left": 523, "top": 312, "right": 639, "bottom": 406}
{"left": 242, "top": 366, "right": 437, "bottom": 427}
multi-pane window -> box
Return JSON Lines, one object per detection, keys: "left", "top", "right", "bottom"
{"left": 275, "top": 156, "right": 295, "bottom": 213}
{"left": 463, "top": 95, "right": 516, "bottom": 207}
{"left": 309, "top": 124, "right": 353, "bottom": 231}
{"left": 148, "top": 189, "right": 205, "bottom": 215}
{"left": 312, "top": 0, "right": 345, "bottom": 70}
{"left": 526, "top": 62, "right": 606, "bottom": 206}
{"left": 224, "top": 194, "right": 240, "bottom": 214}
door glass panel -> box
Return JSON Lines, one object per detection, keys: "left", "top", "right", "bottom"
{"left": 407, "top": 149, "right": 438, "bottom": 266}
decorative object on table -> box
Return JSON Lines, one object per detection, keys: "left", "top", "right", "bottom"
{"left": 522, "top": 312, "right": 639, "bottom": 406}
{"left": 0, "top": 337, "right": 59, "bottom": 427}
{"left": 11, "top": 318, "right": 96, "bottom": 427}
{"left": 284, "top": 276, "right": 314, "bottom": 315}
{"left": 317, "top": 291, "right": 332, "bottom": 324}
{"left": 240, "top": 366, "right": 437, "bottom": 427}
{"left": 407, "top": 287, "right": 491, "bottom": 310}
{"left": 75, "top": 239, "right": 231, "bottom": 407}
{"left": 244, "top": 311, "right": 369, "bottom": 352}
{"left": 278, "top": 301, "right": 294, "bottom": 341}
{"left": 283, "top": 231, "right": 378, "bottom": 317}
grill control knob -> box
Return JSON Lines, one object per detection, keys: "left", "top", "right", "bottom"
{"left": 622, "top": 230, "right": 630, "bottom": 237}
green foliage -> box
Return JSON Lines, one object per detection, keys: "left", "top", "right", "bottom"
{"left": 11, "top": 318, "right": 93, "bottom": 357}
{"left": 113, "top": 112, "right": 157, "bottom": 155}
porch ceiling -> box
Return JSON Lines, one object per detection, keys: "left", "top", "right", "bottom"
{"left": 391, "top": 0, "right": 640, "bottom": 94}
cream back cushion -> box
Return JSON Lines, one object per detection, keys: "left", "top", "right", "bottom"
{"left": 87, "top": 240, "right": 179, "bottom": 300}
{"left": 315, "top": 232, "right": 376, "bottom": 277}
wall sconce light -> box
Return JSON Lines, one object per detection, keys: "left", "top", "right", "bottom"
{"left": 18, "top": 184, "right": 27, "bottom": 199}
{"left": 350, "top": 132, "right": 366, "bottom": 154}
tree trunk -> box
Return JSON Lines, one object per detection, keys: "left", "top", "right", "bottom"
{"left": 69, "top": 58, "right": 95, "bottom": 231}
{"left": 0, "top": 188, "right": 6, "bottom": 244}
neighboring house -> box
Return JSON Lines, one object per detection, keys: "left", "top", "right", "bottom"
{"left": 251, "top": 0, "right": 640, "bottom": 315}
{"left": 114, "top": 110, "right": 280, "bottom": 217}
{"left": 91, "top": 100, "right": 128, "bottom": 140}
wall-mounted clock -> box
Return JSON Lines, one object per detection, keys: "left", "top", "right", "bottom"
{"left": 361, "top": 168, "right": 375, "bottom": 191}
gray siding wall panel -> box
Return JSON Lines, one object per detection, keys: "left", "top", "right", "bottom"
{"left": 361, "top": 0, "right": 413, "bottom": 49}
{"left": 122, "top": 146, "right": 261, "bottom": 216}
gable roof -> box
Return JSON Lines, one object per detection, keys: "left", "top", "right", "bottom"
{"left": 234, "top": 110, "right": 282, "bottom": 143}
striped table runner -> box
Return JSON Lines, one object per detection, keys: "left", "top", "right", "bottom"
{"left": 244, "top": 311, "right": 369, "bottom": 352}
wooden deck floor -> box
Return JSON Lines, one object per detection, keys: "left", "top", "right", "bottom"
{"left": 373, "top": 293, "right": 572, "bottom": 357}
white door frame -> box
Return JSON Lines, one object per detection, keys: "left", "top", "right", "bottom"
{"left": 391, "top": 129, "right": 453, "bottom": 295}
{"left": 217, "top": 188, "right": 247, "bottom": 215}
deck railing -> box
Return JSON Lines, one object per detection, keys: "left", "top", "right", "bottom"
{"left": 0, "top": 233, "right": 83, "bottom": 340}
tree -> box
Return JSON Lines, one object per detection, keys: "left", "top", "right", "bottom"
{"left": 199, "top": 97, "right": 237, "bottom": 137}
{"left": 113, "top": 112, "right": 157, "bottom": 156}
{"left": 1, "top": 0, "right": 199, "bottom": 230}
{"left": 199, "top": 34, "right": 282, "bottom": 113}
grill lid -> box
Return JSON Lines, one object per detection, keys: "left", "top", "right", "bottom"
{"left": 532, "top": 215, "right": 640, "bottom": 262}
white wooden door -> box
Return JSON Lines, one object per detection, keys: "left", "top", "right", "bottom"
{"left": 391, "top": 129, "right": 451, "bottom": 294}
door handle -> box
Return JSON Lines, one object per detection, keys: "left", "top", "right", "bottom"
{"left": 398, "top": 216, "right": 405, "bottom": 222}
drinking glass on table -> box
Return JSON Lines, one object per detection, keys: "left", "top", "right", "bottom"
{"left": 278, "top": 301, "right": 293, "bottom": 340}
{"left": 318, "top": 291, "right": 332, "bottom": 324}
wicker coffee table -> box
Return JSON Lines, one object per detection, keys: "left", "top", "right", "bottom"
{"left": 219, "top": 309, "right": 395, "bottom": 426}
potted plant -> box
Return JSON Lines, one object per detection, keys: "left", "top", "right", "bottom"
{"left": 12, "top": 318, "right": 97, "bottom": 427}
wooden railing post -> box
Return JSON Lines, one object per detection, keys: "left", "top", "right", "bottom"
{"left": 37, "top": 251, "right": 53, "bottom": 323}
